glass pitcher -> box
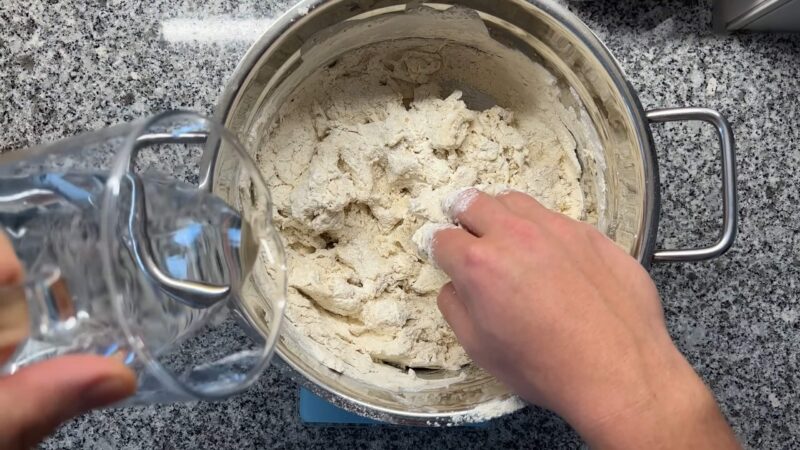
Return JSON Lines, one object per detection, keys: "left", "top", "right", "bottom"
{"left": 0, "top": 111, "right": 286, "bottom": 403}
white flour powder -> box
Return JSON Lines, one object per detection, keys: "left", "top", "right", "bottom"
{"left": 258, "top": 40, "right": 587, "bottom": 389}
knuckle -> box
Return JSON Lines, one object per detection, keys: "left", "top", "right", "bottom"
{"left": 495, "top": 212, "right": 520, "bottom": 229}
{"left": 581, "top": 223, "right": 608, "bottom": 245}
{"left": 462, "top": 242, "right": 495, "bottom": 271}
{"left": 502, "top": 214, "right": 541, "bottom": 242}
{"left": 551, "top": 215, "right": 591, "bottom": 240}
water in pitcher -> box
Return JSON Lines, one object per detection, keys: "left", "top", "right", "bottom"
{"left": 0, "top": 171, "right": 255, "bottom": 363}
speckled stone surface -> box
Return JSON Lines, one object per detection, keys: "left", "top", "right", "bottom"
{"left": 1, "top": 0, "right": 799, "bottom": 448}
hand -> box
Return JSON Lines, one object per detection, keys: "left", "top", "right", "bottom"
{"left": 433, "top": 189, "right": 740, "bottom": 449}
{"left": 0, "top": 232, "right": 136, "bottom": 450}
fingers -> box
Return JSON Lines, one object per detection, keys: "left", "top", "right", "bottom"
{"left": 495, "top": 190, "right": 551, "bottom": 223}
{"left": 0, "top": 356, "right": 136, "bottom": 449}
{"left": 496, "top": 191, "right": 593, "bottom": 247}
{"left": 434, "top": 189, "right": 547, "bottom": 277}
{"left": 0, "top": 232, "right": 23, "bottom": 286}
{"left": 0, "top": 286, "right": 28, "bottom": 364}
{"left": 444, "top": 188, "right": 507, "bottom": 236}
{"left": 437, "top": 282, "right": 475, "bottom": 350}
{"left": 429, "top": 227, "right": 476, "bottom": 277}
{"left": 0, "top": 233, "right": 27, "bottom": 365}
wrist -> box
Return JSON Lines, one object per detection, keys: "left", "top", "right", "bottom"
{"left": 575, "top": 346, "right": 738, "bottom": 449}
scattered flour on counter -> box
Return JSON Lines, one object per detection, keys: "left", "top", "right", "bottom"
{"left": 446, "top": 396, "right": 527, "bottom": 426}
{"left": 258, "top": 40, "right": 587, "bottom": 388}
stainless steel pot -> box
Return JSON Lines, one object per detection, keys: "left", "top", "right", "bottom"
{"left": 204, "top": 0, "right": 738, "bottom": 425}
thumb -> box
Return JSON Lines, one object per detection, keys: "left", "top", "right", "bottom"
{"left": 437, "top": 282, "right": 476, "bottom": 352}
{"left": 0, "top": 355, "right": 136, "bottom": 449}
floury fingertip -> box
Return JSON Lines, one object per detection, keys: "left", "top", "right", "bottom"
{"left": 441, "top": 188, "right": 480, "bottom": 222}
{"left": 411, "top": 223, "right": 458, "bottom": 266}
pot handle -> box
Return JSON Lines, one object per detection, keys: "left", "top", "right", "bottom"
{"left": 646, "top": 107, "right": 738, "bottom": 263}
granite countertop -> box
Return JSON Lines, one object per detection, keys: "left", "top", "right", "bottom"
{"left": 1, "top": 0, "right": 799, "bottom": 448}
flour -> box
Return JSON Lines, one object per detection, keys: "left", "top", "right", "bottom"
{"left": 258, "top": 40, "right": 588, "bottom": 389}
{"left": 441, "top": 187, "right": 479, "bottom": 220}
{"left": 439, "top": 396, "right": 527, "bottom": 426}
{"left": 411, "top": 223, "right": 457, "bottom": 264}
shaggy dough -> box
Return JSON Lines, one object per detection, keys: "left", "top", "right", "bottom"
{"left": 259, "top": 42, "right": 586, "bottom": 385}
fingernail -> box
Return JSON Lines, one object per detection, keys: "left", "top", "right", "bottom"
{"left": 81, "top": 378, "right": 134, "bottom": 410}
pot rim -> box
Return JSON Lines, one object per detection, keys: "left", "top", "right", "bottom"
{"left": 212, "top": 0, "right": 661, "bottom": 425}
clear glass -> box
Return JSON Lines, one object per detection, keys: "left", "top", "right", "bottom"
{"left": 0, "top": 111, "right": 287, "bottom": 403}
